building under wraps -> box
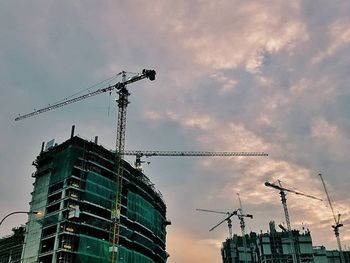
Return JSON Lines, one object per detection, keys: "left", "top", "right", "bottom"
{"left": 21, "top": 135, "right": 170, "bottom": 263}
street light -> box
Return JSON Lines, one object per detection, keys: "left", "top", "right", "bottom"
{"left": 0, "top": 211, "right": 43, "bottom": 227}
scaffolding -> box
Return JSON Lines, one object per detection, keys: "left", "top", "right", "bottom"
{"left": 21, "top": 136, "right": 169, "bottom": 263}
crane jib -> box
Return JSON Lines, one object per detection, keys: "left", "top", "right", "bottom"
{"left": 123, "top": 150, "right": 268, "bottom": 157}
{"left": 14, "top": 69, "right": 156, "bottom": 121}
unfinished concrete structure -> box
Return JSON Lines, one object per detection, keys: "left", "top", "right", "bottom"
{"left": 221, "top": 221, "right": 314, "bottom": 263}
{"left": 221, "top": 233, "right": 258, "bottom": 263}
{"left": 256, "top": 222, "right": 314, "bottom": 263}
{"left": 0, "top": 226, "right": 25, "bottom": 263}
{"left": 21, "top": 135, "right": 169, "bottom": 263}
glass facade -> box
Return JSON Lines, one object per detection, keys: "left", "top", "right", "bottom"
{"left": 21, "top": 136, "right": 169, "bottom": 263}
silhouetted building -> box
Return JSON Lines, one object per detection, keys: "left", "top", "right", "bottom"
{"left": 0, "top": 226, "right": 25, "bottom": 263}
{"left": 313, "top": 247, "right": 350, "bottom": 263}
{"left": 221, "top": 221, "right": 350, "bottom": 263}
{"left": 221, "top": 221, "right": 315, "bottom": 263}
{"left": 221, "top": 233, "right": 258, "bottom": 263}
{"left": 256, "top": 221, "right": 314, "bottom": 263}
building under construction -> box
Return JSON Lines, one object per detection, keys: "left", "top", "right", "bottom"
{"left": 220, "top": 221, "right": 349, "bottom": 263}
{"left": 21, "top": 134, "right": 170, "bottom": 263}
{"left": 256, "top": 221, "right": 314, "bottom": 263}
{"left": 221, "top": 232, "right": 259, "bottom": 263}
{"left": 0, "top": 226, "right": 25, "bottom": 263}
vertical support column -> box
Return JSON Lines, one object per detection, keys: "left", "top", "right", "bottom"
{"left": 280, "top": 190, "right": 297, "bottom": 263}
{"left": 52, "top": 180, "right": 66, "bottom": 263}
{"left": 237, "top": 193, "right": 248, "bottom": 263}
{"left": 110, "top": 79, "right": 130, "bottom": 263}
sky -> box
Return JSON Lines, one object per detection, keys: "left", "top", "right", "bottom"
{"left": 1, "top": 0, "right": 350, "bottom": 262}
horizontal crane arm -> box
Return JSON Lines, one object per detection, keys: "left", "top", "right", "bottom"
{"left": 124, "top": 150, "right": 268, "bottom": 157}
{"left": 15, "top": 85, "right": 116, "bottom": 121}
{"left": 265, "top": 181, "right": 322, "bottom": 201}
{"left": 15, "top": 69, "right": 156, "bottom": 121}
{"left": 196, "top": 208, "right": 231, "bottom": 215}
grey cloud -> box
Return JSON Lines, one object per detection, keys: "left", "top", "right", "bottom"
{"left": 1, "top": 1, "right": 350, "bottom": 262}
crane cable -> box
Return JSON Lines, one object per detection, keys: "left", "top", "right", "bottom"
{"left": 35, "top": 72, "right": 124, "bottom": 111}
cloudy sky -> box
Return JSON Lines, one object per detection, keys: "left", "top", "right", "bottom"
{"left": 1, "top": 1, "right": 350, "bottom": 262}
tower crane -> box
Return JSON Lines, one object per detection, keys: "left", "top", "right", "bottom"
{"left": 15, "top": 69, "right": 268, "bottom": 263}
{"left": 15, "top": 69, "right": 156, "bottom": 263}
{"left": 196, "top": 208, "right": 253, "bottom": 239}
{"left": 123, "top": 150, "right": 268, "bottom": 171}
{"left": 265, "top": 180, "right": 323, "bottom": 263}
{"left": 196, "top": 209, "right": 237, "bottom": 239}
{"left": 318, "top": 173, "right": 344, "bottom": 260}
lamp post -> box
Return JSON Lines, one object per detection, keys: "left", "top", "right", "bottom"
{"left": 0, "top": 211, "right": 42, "bottom": 227}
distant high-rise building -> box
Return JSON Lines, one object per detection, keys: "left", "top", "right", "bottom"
{"left": 0, "top": 226, "right": 25, "bottom": 263}
{"left": 21, "top": 135, "right": 170, "bottom": 263}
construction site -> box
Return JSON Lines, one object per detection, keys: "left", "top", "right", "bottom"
{"left": 0, "top": 69, "right": 347, "bottom": 263}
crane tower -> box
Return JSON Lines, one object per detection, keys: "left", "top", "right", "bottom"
{"left": 318, "top": 173, "right": 344, "bottom": 262}
{"left": 237, "top": 193, "right": 253, "bottom": 263}
{"left": 15, "top": 69, "right": 156, "bottom": 263}
{"left": 265, "top": 180, "right": 322, "bottom": 263}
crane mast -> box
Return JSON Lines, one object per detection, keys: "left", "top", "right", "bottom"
{"left": 108, "top": 71, "right": 156, "bottom": 263}
{"left": 318, "top": 173, "right": 344, "bottom": 261}
{"left": 237, "top": 193, "right": 253, "bottom": 263}
{"left": 265, "top": 181, "right": 322, "bottom": 263}
{"left": 110, "top": 73, "right": 129, "bottom": 263}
